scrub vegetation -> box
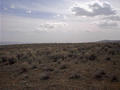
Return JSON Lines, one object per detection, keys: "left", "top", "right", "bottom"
{"left": 0, "top": 42, "right": 120, "bottom": 90}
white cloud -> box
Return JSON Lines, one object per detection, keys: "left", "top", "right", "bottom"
{"left": 36, "top": 22, "right": 68, "bottom": 32}
{"left": 1, "top": 14, "right": 68, "bottom": 33}
{"left": 26, "top": 10, "right": 32, "bottom": 14}
{"left": 103, "top": 15, "right": 120, "bottom": 21}
{"left": 1, "top": 14, "right": 120, "bottom": 43}
{"left": 98, "top": 21, "right": 119, "bottom": 29}
{"left": 72, "top": 1, "right": 116, "bottom": 17}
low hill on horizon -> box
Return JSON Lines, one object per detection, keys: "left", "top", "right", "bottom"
{"left": 97, "top": 40, "right": 120, "bottom": 43}
{"left": 0, "top": 40, "right": 120, "bottom": 45}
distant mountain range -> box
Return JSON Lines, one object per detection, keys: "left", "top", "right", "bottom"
{"left": 0, "top": 41, "right": 25, "bottom": 45}
{"left": 97, "top": 40, "right": 120, "bottom": 43}
{"left": 0, "top": 40, "right": 120, "bottom": 45}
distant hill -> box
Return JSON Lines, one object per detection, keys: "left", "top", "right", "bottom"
{"left": 0, "top": 41, "right": 24, "bottom": 45}
{"left": 0, "top": 40, "right": 120, "bottom": 45}
{"left": 97, "top": 40, "right": 120, "bottom": 43}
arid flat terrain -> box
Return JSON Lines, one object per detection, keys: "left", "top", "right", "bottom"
{"left": 0, "top": 43, "right": 120, "bottom": 90}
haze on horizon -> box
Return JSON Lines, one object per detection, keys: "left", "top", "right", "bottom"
{"left": 0, "top": 0, "right": 120, "bottom": 43}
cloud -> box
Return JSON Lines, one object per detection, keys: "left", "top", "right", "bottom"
{"left": 37, "top": 23, "right": 55, "bottom": 32}
{"left": 26, "top": 10, "right": 32, "bottom": 14}
{"left": 40, "top": 24, "right": 54, "bottom": 29}
{"left": 72, "top": 1, "right": 116, "bottom": 17}
{"left": 36, "top": 22, "right": 67, "bottom": 32}
{"left": 98, "top": 21, "right": 118, "bottom": 29}
{"left": 3, "top": 7, "right": 8, "bottom": 10}
{"left": 1, "top": 14, "right": 68, "bottom": 34}
{"left": 10, "top": 4, "right": 15, "bottom": 9}
{"left": 103, "top": 15, "right": 120, "bottom": 21}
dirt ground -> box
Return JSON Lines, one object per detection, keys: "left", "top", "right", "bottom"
{"left": 0, "top": 43, "right": 120, "bottom": 90}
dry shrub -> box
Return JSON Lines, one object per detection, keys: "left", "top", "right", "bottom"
{"left": 111, "top": 76, "right": 119, "bottom": 82}
{"left": 59, "top": 64, "right": 67, "bottom": 69}
{"left": 69, "top": 72, "right": 81, "bottom": 79}
{"left": 40, "top": 72, "right": 50, "bottom": 80}
{"left": 88, "top": 54, "right": 96, "bottom": 61}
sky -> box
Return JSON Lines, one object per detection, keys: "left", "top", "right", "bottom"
{"left": 0, "top": 0, "right": 120, "bottom": 43}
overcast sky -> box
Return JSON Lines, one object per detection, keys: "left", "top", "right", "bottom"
{"left": 0, "top": 0, "right": 120, "bottom": 43}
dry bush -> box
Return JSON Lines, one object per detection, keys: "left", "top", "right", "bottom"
{"left": 59, "top": 64, "right": 67, "bottom": 69}
{"left": 40, "top": 72, "right": 50, "bottom": 80}
{"left": 69, "top": 72, "right": 81, "bottom": 79}
{"left": 111, "top": 76, "right": 119, "bottom": 82}
{"left": 8, "top": 56, "right": 17, "bottom": 65}
{"left": 0, "top": 55, "right": 17, "bottom": 65}
{"left": 42, "top": 66, "right": 54, "bottom": 72}
{"left": 49, "top": 52, "right": 66, "bottom": 62}
{"left": 1, "top": 56, "right": 8, "bottom": 63}
{"left": 108, "top": 50, "right": 115, "bottom": 55}
{"left": 31, "top": 65, "right": 37, "bottom": 69}
{"left": 94, "top": 70, "right": 107, "bottom": 80}
{"left": 88, "top": 54, "right": 96, "bottom": 61}
{"left": 105, "top": 57, "right": 111, "bottom": 61}
{"left": 20, "top": 67, "right": 28, "bottom": 74}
